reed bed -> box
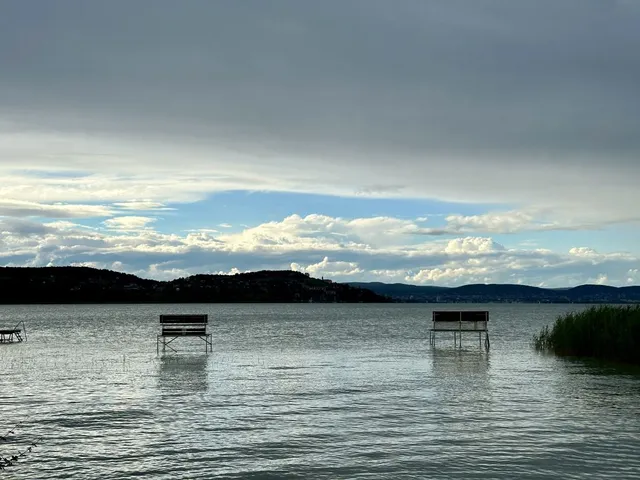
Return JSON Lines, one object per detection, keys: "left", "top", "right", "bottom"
{"left": 533, "top": 305, "right": 640, "bottom": 365}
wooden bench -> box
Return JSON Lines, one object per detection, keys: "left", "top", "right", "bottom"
{"left": 429, "top": 310, "right": 490, "bottom": 349}
{"left": 157, "top": 314, "right": 212, "bottom": 353}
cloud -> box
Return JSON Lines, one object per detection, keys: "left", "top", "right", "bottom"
{"left": 0, "top": 1, "right": 638, "bottom": 226}
{"left": 443, "top": 237, "right": 505, "bottom": 255}
{"left": 569, "top": 247, "right": 598, "bottom": 258}
{"left": 214, "top": 214, "right": 429, "bottom": 253}
{"left": 0, "top": 217, "right": 55, "bottom": 236}
{"left": 0, "top": 199, "right": 112, "bottom": 218}
{"left": 594, "top": 274, "right": 609, "bottom": 285}
{"left": 184, "top": 228, "right": 219, "bottom": 234}
{"left": 407, "top": 267, "right": 492, "bottom": 285}
{"left": 103, "top": 216, "right": 157, "bottom": 231}
{"left": 291, "top": 256, "right": 363, "bottom": 277}
{"left": 445, "top": 211, "right": 542, "bottom": 234}
{"left": 0, "top": 2, "right": 639, "bottom": 285}
{"left": 113, "top": 201, "right": 174, "bottom": 211}
{"left": 412, "top": 209, "right": 631, "bottom": 236}
{"left": 0, "top": 212, "right": 638, "bottom": 287}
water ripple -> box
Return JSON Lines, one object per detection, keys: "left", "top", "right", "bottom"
{"left": 1, "top": 303, "right": 639, "bottom": 479}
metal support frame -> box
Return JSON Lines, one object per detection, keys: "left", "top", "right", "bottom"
{"left": 0, "top": 321, "right": 27, "bottom": 344}
{"left": 157, "top": 333, "right": 212, "bottom": 354}
{"left": 429, "top": 329, "right": 490, "bottom": 349}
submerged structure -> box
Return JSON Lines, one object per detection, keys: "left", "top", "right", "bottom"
{"left": 429, "top": 310, "right": 489, "bottom": 349}
{"left": 0, "top": 321, "right": 27, "bottom": 343}
{"left": 157, "top": 314, "right": 212, "bottom": 353}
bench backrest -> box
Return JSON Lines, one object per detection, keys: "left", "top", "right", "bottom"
{"left": 160, "top": 314, "right": 208, "bottom": 324}
{"left": 432, "top": 311, "right": 489, "bottom": 330}
{"left": 160, "top": 314, "right": 208, "bottom": 335}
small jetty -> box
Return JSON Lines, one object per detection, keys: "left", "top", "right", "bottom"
{"left": 429, "top": 310, "right": 489, "bottom": 349}
{"left": 0, "top": 321, "right": 27, "bottom": 343}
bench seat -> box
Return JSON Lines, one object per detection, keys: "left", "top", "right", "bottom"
{"left": 161, "top": 328, "right": 207, "bottom": 336}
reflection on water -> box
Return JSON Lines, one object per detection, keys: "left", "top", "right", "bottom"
{"left": 430, "top": 347, "right": 490, "bottom": 376}
{"left": 551, "top": 356, "right": 640, "bottom": 417}
{"left": 158, "top": 354, "right": 209, "bottom": 394}
{"left": 429, "top": 347, "right": 492, "bottom": 411}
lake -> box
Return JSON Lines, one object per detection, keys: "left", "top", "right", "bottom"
{"left": 1, "top": 303, "right": 639, "bottom": 479}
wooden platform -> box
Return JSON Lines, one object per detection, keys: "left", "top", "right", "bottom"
{"left": 429, "top": 310, "right": 490, "bottom": 349}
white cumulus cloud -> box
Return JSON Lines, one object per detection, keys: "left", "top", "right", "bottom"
{"left": 103, "top": 216, "right": 157, "bottom": 231}
{"left": 444, "top": 237, "right": 505, "bottom": 255}
{"left": 0, "top": 212, "right": 637, "bottom": 287}
{"left": 292, "top": 256, "right": 363, "bottom": 278}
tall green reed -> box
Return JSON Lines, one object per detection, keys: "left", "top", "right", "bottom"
{"left": 533, "top": 305, "right": 640, "bottom": 364}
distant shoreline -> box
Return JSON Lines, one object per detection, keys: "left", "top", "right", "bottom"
{"left": 0, "top": 267, "right": 389, "bottom": 304}
{"left": 0, "top": 266, "right": 638, "bottom": 304}
{"left": 1, "top": 300, "right": 637, "bottom": 306}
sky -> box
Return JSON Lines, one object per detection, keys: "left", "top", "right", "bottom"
{"left": 0, "top": 0, "right": 639, "bottom": 287}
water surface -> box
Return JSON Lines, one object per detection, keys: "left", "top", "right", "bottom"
{"left": 1, "top": 303, "right": 639, "bottom": 479}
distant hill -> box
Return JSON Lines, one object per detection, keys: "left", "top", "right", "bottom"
{"left": 1, "top": 266, "right": 637, "bottom": 304}
{"left": 348, "top": 282, "right": 450, "bottom": 297}
{"left": 347, "top": 281, "right": 640, "bottom": 303}
{"left": 0, "top": 267, "right": 389, "bottom": 304}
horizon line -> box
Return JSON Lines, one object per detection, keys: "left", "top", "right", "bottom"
{"left": 1, "top": 265, "right": 638, "bottom": 290}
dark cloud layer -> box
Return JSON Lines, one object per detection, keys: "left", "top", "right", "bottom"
{"left": 1, "top": 0, "right": 639, "bottom": 159}
{"left": 1, "top": 0, "right": 639, "bottom": 230}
